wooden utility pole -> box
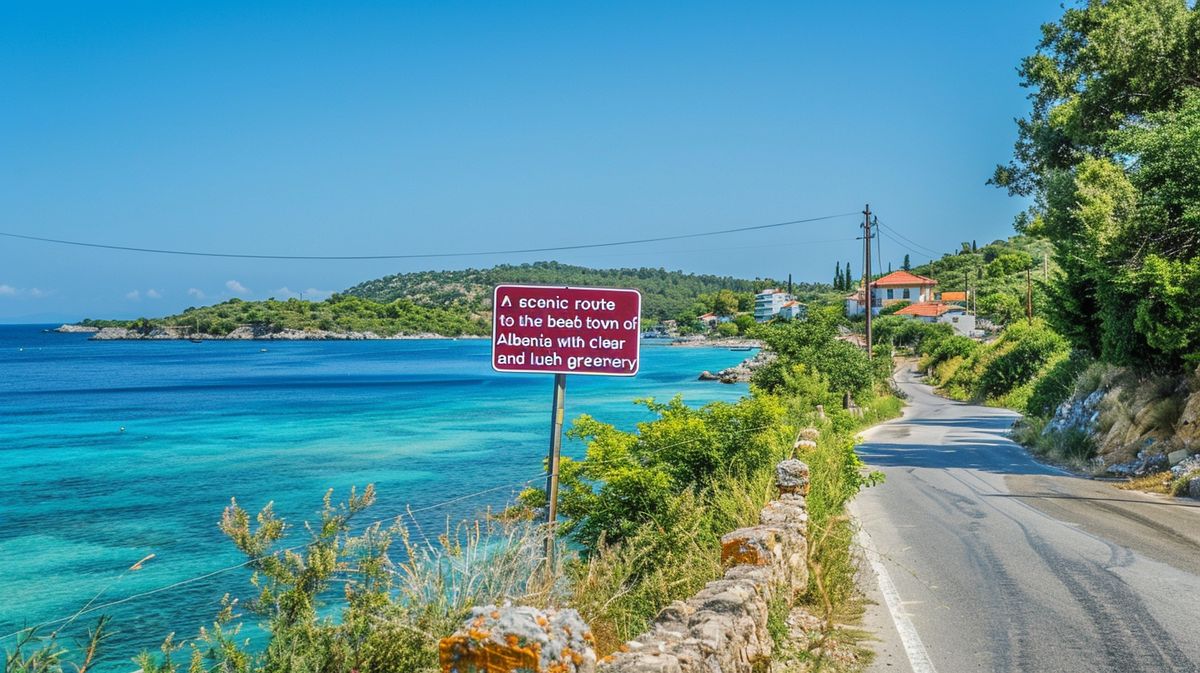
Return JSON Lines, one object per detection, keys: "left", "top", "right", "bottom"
{"left": 1026, "top": 267, "right": 1033, "bottom": 324}
{"left": 863, "top": 204, "right": 873, "bottom": 357}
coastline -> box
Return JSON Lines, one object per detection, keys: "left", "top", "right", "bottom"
{"left": 665, "top": 336, "right": 763, "bottom": 349}
{"left": 54, "top": 324, "right": 491, "bottom": 341}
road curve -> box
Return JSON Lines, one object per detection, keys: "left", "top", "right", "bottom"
{"left": 853, "top": 364, "right": 1200, "bottom": 673}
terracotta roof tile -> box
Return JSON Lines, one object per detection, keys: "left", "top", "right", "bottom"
{"left": 895, "top": 302, "right": 963, "bottom": 317}
{"left": 870, "top": 270, "right": 938, "bottom": 288}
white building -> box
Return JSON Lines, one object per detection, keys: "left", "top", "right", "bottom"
{"left": 778, "top": 300, "right": 807, "bottom": 321}
{"left": 845, "top": 270, "right": 939, "bottom": 317}
{"left": 755, "top": 289, "right": 794, "bottom": 322}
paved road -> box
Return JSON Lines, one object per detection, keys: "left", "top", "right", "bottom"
{"left": 853, "top": 364, "right": 1200, "bottom": 673}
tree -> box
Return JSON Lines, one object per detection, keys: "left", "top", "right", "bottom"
{"left": 902, "top": 254, "right": 911, "bottom": 271}
{"left": 991, "top": 0, "right": 1200, "bottom": 368}
{"left": 833, "top": 262, "right": 843, "bottom": 290}
{"left": 977, "top": 293, "right": 1024, "bottom": 326}
{"left": 712, "top": 289, "right": 739, "bottom": 316}
{"left": 733, "top": 314, "right": 756, "bottom": 334}
{"left": 844, "top": 262, "right": 853, "bottom": 290}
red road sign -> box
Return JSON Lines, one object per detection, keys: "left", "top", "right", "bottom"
{"left": 492, "top": 284, "right": 642, "bottom": 376}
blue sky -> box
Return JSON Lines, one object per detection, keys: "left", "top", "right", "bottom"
{"left": 0, "top": 1, "right": 1057, "bottom": 322}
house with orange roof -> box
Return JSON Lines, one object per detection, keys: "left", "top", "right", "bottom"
{"left": 894, "top": 301, "right": 976, "bottom": 336}
{"left": 778, "top": 300, "right": 807, "bottom": 320}
{"left": 845, "top": 270, "right": 938, "bottom": 317}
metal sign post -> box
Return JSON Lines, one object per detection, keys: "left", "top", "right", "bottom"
{"left": 544, "top": 373, "right": 567, "bottom": 568}
{"left": 490, "top": 284, "right": 642, "bottom": 570}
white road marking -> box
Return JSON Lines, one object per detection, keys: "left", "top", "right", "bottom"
{"left": 858, "top": 526, "right": 939, "bottom": 673}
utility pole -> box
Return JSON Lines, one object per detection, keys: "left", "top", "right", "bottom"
{"left": 1026, "top": 266, "right": 1033, "bottom": 324}
{"left": 862, "top": 204, "right": 873, "bottom": 357}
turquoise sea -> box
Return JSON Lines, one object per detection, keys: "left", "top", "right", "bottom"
{"left": 0, "top": 325, "right": 751, "bottom": 670}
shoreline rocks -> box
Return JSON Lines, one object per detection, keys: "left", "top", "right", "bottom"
{"left": 53, "top": 324, "right": 99, "bottom": 334}
{"left": 699, "top": 349, "right": 776, "bottom": 384}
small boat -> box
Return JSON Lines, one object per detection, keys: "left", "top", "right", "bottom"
{"left": 260, "top": 348, "right": 268, "bottom": 353}
{"left": 729, "top": 346, "right": 754, "bottom": 351}
{"left": 189, "top": 338, "right": 204, "bottom": 343}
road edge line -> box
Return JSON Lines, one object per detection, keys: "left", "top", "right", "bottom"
{"left": 856, "top": 526, "right": 938, "bottom": 673}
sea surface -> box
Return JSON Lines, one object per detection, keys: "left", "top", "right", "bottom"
{"left": 0, "top": 325, "right": 751, "bottom": 669}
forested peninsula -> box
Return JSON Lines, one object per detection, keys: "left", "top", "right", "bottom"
{"left": 64, "top": 262, "right": 782, "bottom": 340}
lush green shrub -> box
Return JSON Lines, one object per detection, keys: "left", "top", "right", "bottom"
{"left": 522, "top": 395, "right": 790, "bottom": 552}
{"left": 872, "top": 315, "right": 952, "bottom": 350}
{"left": 1025, "top": 350, "right": 1094, "bottom": 417}
{"left": 977, "top": 322, "right": 1068, "bottom": 399}
{"left": 976, "top": 292, "right": 1024, "bottom": 326}
{"left": 935, "top": 320, "right": 1069, "bottom": 404}
{"left": 922, "top": 335, "right": 980, "bottom": 373}
{"left": 751, "top": 308, "right": 876, "bottom": 402}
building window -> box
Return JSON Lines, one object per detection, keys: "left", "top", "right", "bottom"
{"left": 903, "top": 288, "right": 911, "bottom": 299}
{"left": 886, "top": 289, "right": 894, "bottom": 299}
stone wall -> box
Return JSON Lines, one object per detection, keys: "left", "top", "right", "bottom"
{"left": 439, "top": 454, "right": 813, "bottom": 673}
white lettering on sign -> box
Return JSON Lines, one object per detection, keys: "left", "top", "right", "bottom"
{"left": 492, "top": 284, "right": 642, "bottom": 377}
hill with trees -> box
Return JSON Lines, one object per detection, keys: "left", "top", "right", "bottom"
{"left": 75, "top": 262, "right": 839, "bottom": 338}
{"left": 907, "top": 234, "right": 1057, "bottom": 327}
{"left": 342, "top": 261, "right": 782, "bottom": 322}
{"left": 79, "top": 295, "right": 490, "bottom": 337}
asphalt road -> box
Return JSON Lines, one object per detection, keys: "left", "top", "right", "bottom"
{"left": 853, "top": 363, "right": 1200, "bottom": 673}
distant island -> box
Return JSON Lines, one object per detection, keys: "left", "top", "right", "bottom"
{"left": 61, "top": 262, "right": 819, "bottom": 340}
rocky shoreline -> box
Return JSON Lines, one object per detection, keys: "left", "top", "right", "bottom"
{"left": 667, "top": 336, "right": 763, "bottom": 349}
{"left": 55, "top": 324, "right": 488, "bottom": 341}
{"left": 699, "top": 349, "right": 775, "bottom": 384}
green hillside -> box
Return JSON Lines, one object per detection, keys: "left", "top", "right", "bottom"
{"left": 80, "top": 295, "right": 489, "bottom": 337}
{"left": 904, "top": 234, "right": 1057, "bottom": 325}
{"left": 342, "top": 261, "right": 779, "bottom": 322}
{"left": 79, "top": 262, "right": 825, "bottom": 338}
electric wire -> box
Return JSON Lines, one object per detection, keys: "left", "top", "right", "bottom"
{"left": 0, "top": 212, "right": 858, "bottom": 261}
{"left": 875, "top": 219, "right": 942, "bottom": 258}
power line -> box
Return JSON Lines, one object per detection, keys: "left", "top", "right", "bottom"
{"left": 875, "top": 220, "right": 942, "bottom": 258}
{"left": 0, "top": 212, "right": 858, "bottom": 261}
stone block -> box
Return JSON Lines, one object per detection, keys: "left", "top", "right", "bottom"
{"left": 1168, "top": 448, "right": 1189, "bottom": 466}
{"left": 775, "top": 459, "right": 810, "bottom": 496}
{"left": 440, "top": 604, "right": 596, "bottom": 673}
{"left": 1189, "top": 477, "right": 1200, "bottom": 500}
{"left": 598, "top": 651, "right": 683, "bottom": 673}
{"left": 759, "top": 499, "right": 808, "bottom": 533}
{"left": 797, "top": 427, "right": 821, "bottom": 442}
{"left": 721, "top": 527, "right": 781, "bottom": 567}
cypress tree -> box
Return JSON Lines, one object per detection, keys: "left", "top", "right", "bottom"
{"left": 903, "top": 254, "right": 911, "bottom": 271}
{"left": 833, "top": 262, "right": 842, "bottom": 290}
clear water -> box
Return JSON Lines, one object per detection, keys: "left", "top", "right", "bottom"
{"left": 0, "top": 325, "right": 750, "bottom": 669}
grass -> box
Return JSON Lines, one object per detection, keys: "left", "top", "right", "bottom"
{"left": 1010, "top": 416, "right": 1098, "bottom": 472}
{"left": 1115, "top": 471, "right": 1174, "bottom": 495}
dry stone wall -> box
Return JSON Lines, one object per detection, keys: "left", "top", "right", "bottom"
{"left": 439, "top": 450, "right": 815, "bottom": 673}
